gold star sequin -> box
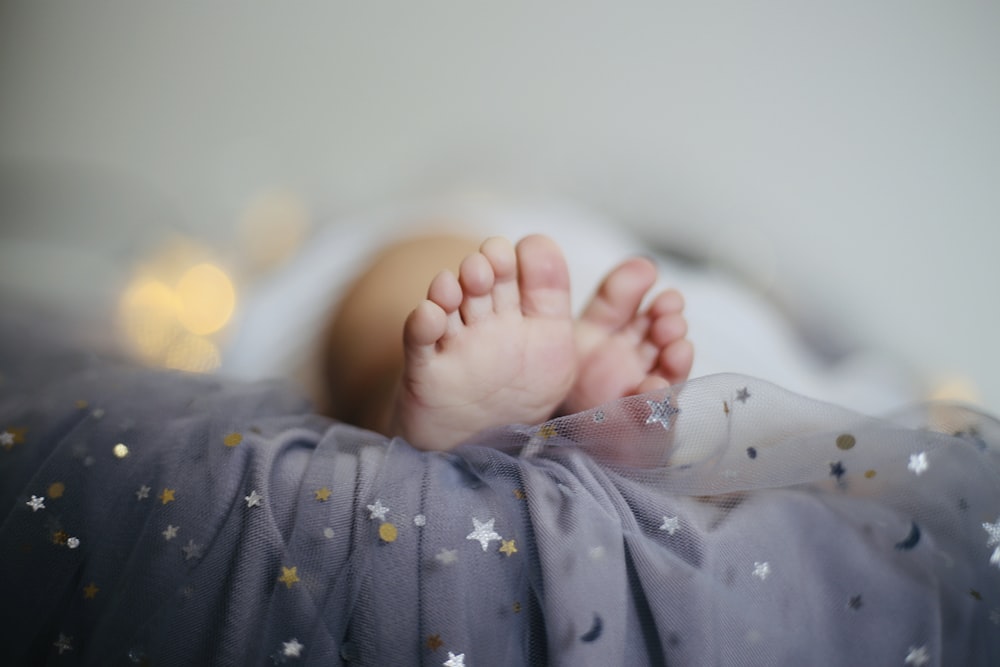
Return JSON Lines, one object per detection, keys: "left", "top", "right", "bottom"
{"left": 48, "top": 482, "right": 66, "bottom": 499}
{"left": 538, "top": 424, "right": 557, "bottom": 439}
{"left": 426, "top": 634, "right": 443, "bottom": 651}
{"left": 379, "top": 523, "right": 398, "bottom": 543}
{"left": 836, "top": 434, "right": 856, "bottom": 450}
{"left": 499, "top": 539, "right": 518, "bottom": 557}
{"left": 512, "top": 601, "right": 522, "bottom": 614}
{"left": 314, "top": 487, "right": 331, "bottom": 502}
{"left": 75, "top": 399, "right": 89, "bottom": 409}
{"left": 52, "top": 530, "right": 69, "bottom": 545}
{"left": 513, "top": 489, "right": 525, "bottom": 500}
{"left": 159, "top": 488, "right": 176, "bottom": 504}
{"left": 278, "top": 566, "right": 300, "bottom": 589}
{"left": 83, "top": 582, "right": 99, "bottom": 599}
{"left": 223, "top": 432, "right": 243, "bottom": 447}
{"left": 864, "top": 470, "right": 877, "bottom": 479}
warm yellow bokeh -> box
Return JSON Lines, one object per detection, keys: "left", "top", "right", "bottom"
{"left": 175, "top": 263, "right": 236, "bottom": 336}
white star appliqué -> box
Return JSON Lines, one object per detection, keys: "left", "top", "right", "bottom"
{"left": 0, "top": 431, "right": 14, "bottom": 447}
{"left": 466, "top": 517, "right": 501, "bottom": 551}
{"left": 26, "top": 495, "right": 45, "bottom": 512}
{"left": 245, "top": 490, "right": 262, "bottom": 508}
{"left": 182, "top": 539, "right": 204, "bottom": 561}
{"left": 436, "top": 548, "right": 458, "bottom": 565}
{"left": 753, "top": 561, "right": 771, "bottom": 580}
{"left": 282, "top": 638, "right": 304, "bottom": 658}
{"left": 53, "top": 634, "right": 73, "bottom": 654}
{"left": 904, "top": 645, "right": 929, "bottom": 666}
{"left": 136, "top": 485, "right": 151, "bottom": 501}
{"left": 983, "top": 517, "right": 1000, "bottom": 568}
{"left": 907, "top": 452, "right": 929, "bottom": 476}
{"left": 367, "top": 498, "right": 390, "bottom": 521}
{"left": 443, "top": 652, "right": 465, "bottom": 667}
{"left": 645, "top": 397, "right": 680, "bottom": 430}
{"left": 163, "top": 524, "right": 179, "bottom": 541}
{"left": 660, "top": 516, "right": 679, "bottom": 535}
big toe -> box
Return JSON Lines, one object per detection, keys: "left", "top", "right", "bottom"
{"left": 515, "top": 234, "right": 572, "bottom": 319}
{"left": 581, "top": 257, "right": 657, "bottom": 331}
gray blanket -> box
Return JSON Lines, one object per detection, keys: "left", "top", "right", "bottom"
{"left": 1, "top": 319, "right": 998, "bottom": 665}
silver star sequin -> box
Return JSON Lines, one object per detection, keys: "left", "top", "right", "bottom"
{"left": 163, "top": 524, "right": 179, "bottom": 541}
{"left": 753, "top": 561, "right": 771, "bottom": 580}
{"left": 136, "top": 485, "right": 151, "bottom": 501}
{"left": 245, "top": 490, "right": 263, "bottom": 508}
{"left": 282, "top": 638, "right": 304, "bottom": 658}
{"left": 182, "top": 539, "right": 204, "bottom": 561}
{"left": 904, "top": 645, "right": 929, "bottom": 666}
{"left": 907, "top": 452, "right": 929, "bottom": 476}
{"left": 467, "top": 517, "right": 502, "bottom": 551}
{"left": 414, "top": 514, "right": 427, "bottom": 527}
{"left": 435, "top": 548, "right": 458, "bottom": 565}
{"left": 736, "top": 387, "right": 751, "bottom": 403}
{"left": 67, "top": 537, "right": 80, "bottom": 549}
{"left": 983, "top": 518, "right": 1000, "bottom": 547}
{"left": 367, "top": 498, "right": 390, "bottom": 521}
{"left": 26, "top": 495, "right": 45, "bottom": 512}
{"left": 660, "top": 516, "right": 679, "bottom": 535}
{"left": 646, "top": 397, "right": 680, "bottom": 430}
{"left": 443, "top": 652, "right": 466, "bottom": 667}
{"left": 0, "top": 431, "right": 14, "bottom": 447}
{"left": 53, "top": 634, "right": 73, "bottom": 655}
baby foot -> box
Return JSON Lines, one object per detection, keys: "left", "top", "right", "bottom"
{"left": 391, "top": 235, "right": 577, "bottom": 450}
{"left": 562, "top": 257, "right": 693, "bottom": 415}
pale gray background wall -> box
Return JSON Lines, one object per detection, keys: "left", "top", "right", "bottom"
{"left": 1, "top": 1, "right": 997, "bottom": 411}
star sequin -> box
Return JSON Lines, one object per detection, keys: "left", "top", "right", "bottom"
{"left": 314, "top": 487, "right": 331, "bottom": 502}
{"left": 848, "top": 594, "right": 863, "bottom": 610}
{"left": 278, "top": 566, "right": 300, "bottom": 588}
{"left": 159, "top": 488, "right": 176, "bottom": 504}
{"left": 435, "top": 548, "right": 458, "bottom": 565}
{"left": 26, "top": 495, "right": 45, "bottom": 512}
{"left": 983, "top": 518, "right": 1000, "bottom": 547}
{"left": 736, "top": 387, "right": 751, "bottom": 403}
{"left": 182, "top": 539, "right": 204, "bottom": 561}
{"left": 660, "top": 516, "right": 680, "bottom": 535}
{"left": 414, "top": 514, "right": 427, "bottom": 526}
{"left": 163, "top": 524, "right": 179, "bottom": 540}
{"left": 367, "top": 498, "right": 390, "bottom": 521}
{"left": 467, "top": 517, "right": 501, "bottom": 551}
{"left": 67, "top": 537, "right": 80, "bottom": 549}
{"left": 136, "top": 485, "right": 151, "bottom": 501}
{"left": 499, "top": 539, "right": 518, "bottom": 557}
{"left": 245, "top": 490, "right": 262, "bottom": 508}
{"left": 907, "top": 452, "right": 929, "bottom": 476}
{"left": 829, "top": 461, "right": 846, "bottom": 481}
{"left": 282, "top": 638, "right": 304, "bottom": 658}
{"left": 53, "top": 634, "right": 73, "bottom": 654}
{"left": 83, "top": 582, "right": 99, "bottom": 599}
{"left": 645, "top": 397, "right": 680, "bottom": 430}
{"left": 753, "top": 561, "right": 771, "bottom": 580}
{"left": 904, "top": 645, "right": 929, "bottom": 666}
{"left": 513, "top": 488, "right": 526, "bottom": 500}
{"left": 426, "top": 634, "right": 444, "bottom": 650}
{"left": 443, "top": 652, "right": 465, "bottom": 667}
{"left": 0, "top": 430, "right": 14, "bottom": 448}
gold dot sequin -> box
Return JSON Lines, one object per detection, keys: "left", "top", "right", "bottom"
{"left": 278, "top": 566, "right": 300, "bottom": 588}
{"left": 512, "top": 601, "right": 522, "bottom": 614}
{"left": 52, "top": 530, "right": 69, "bottom": 545}
{"left": 513, "top": 489, "right": 526, "bottom": 500}
{"left": 379, "top": 523, "right": 398, "bottom": 543}
{"left": 75, "top": 399, "right": 89, "bottom": 409}
{"left": 83, "top": 582, "right": 99, "bottom": 599}
{"left": 223, "top": 432, "right": 243, "bottom": 447}
{"left": 426, "top": 634, "right": 443, "bottom": 651}
{"left": 538, "top": 424, "right": 557, "bottom": 439}
{"left": 48, "top": 482, "right": 65, "bottom": 499}
{"left": 836, "top": 434, "right": 856, "bottom": 450}
{"left": 113, "top": 443, "right": 130, "bottom": 459}
{"left": 864, "top": 470, "right": 877, "bottom": 479}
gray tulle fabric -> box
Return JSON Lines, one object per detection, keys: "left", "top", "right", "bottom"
{"left": 2, "top": 320, "right": 1000, "bottom": 666}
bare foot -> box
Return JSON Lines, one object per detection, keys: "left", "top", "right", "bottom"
{"left": 562, "top": 257, "right": 693, "bottom": 415}
{"left": 391, "top": 235, "right": 577, "bottom": 450}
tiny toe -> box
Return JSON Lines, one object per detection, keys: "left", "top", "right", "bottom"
{"left": 581, "top": 257, "right": 657, "bottom": 331}
{"left": 458, "top": 252, "right": 496, "bottom": 324}
{"left": 650, "top": 289, "right": 685, "bottom": 317}
{"left": 515, "top": 234, "right": 572, "bottom": 319}
{"left": 650, "top": 314, "right": 689, "bottom": 347}
{"left": 427, "top": 270, "right": 463, "bottom": 337}
{"left": 659, "top": 339, "right": 694, "bottom": 384}
{"left": 481, "top": 236, "right": 519, "bottom": 312}
{"left": 403, "top": 300, "right": 448, "bottom": 360}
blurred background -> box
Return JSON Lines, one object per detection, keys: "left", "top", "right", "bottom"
{"left": 0, "top": 1, "right": 997, "bottom": 414}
